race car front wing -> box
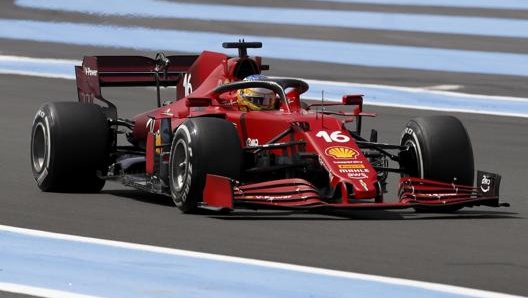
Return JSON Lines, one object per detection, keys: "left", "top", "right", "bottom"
{"left": 201, "top": 170, "right": 508, "bottom": 212}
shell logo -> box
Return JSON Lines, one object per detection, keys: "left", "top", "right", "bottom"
{"left": 325, "top": 146, "right": 358, "bottom": 159}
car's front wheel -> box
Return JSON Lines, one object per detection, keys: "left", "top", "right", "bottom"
{"left": 400, "top": 115, "right": 474, "bottom": 212}
{"left": 169, "top": 117, "right": 242, "bottom": 213}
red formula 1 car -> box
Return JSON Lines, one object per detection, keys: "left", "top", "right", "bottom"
{"left": 30, "top": 41, "right": 508, "bottom": 213}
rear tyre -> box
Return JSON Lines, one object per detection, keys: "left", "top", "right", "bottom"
{"left": 30, "top": 102, "right": 109, "bottom": 192}
{"left": 400, "top": 115, "right": 474, "bottom": 212}
{"left": 169, "top": 117, "right": 242, "bottom": 213}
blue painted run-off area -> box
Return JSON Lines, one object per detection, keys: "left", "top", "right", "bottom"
{"left": 14, "top": 0, "right": 528, "bottom": 38}
{"left": 306, "top": 0, "right": 528, "bottom": 9}
{"left": 1, "top": 19, "right": 528, "bottom": 78}
{"left": 1, "top": 56, "right": 527, "bottom": 117}
{"left": 0, "top": 227, "right": 504, "bottom": 298}
{"left": 305, "top": 81, "right": 528, "bottom": 118}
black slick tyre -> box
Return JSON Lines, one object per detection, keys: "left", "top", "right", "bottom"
{"left": 30, "top": 102, "right": 109, "bottom": 192}
{"left": 169, "top": 117, "right": 242, "bottom": 213}
{"left": 400, "top": 115, "right": 474, "bottom": 212}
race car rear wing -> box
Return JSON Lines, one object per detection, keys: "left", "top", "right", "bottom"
{"left": 75, "top": 54, "right": 198, "bottom": 107}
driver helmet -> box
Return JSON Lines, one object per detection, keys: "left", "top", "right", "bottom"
{"left": 237, "top": 75, "right": 277, "bottom": 111}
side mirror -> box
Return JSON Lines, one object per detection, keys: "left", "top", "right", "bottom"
{"left": 342, "top": 94, "right": 363, "bottom": 106}
{"left": 342, "top": 94, "right": 364, "bottom": 134}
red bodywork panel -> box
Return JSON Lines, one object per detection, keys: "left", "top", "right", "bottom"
{"left": 75, "top": 44, "right": 506, "bottom": 212}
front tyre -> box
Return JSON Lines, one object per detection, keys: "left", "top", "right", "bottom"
{"left": 169, "top": 117, "right": 242, "bottom": 213}
{"left": 400, "top": 115, "right": 474, "bottom": 212}
{"left": 30, "top": 102, "right": 109, "bottom": 192}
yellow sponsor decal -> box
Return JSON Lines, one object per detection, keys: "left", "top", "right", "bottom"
{"left": 359, "top": 179, "right": 369, "bottom": 191}
{"left": 338, "top": 164, "right": 365, "bottom": 169}
{"left": 325, "top": 146, "right": 358, "bottom": 159}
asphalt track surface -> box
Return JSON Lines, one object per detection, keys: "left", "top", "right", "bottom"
{"left": 1, "top": 1, "right": 527, "bottom": 296}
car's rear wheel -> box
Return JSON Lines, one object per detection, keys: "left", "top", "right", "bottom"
{"left": 30, "top": 102, "right": 110, "bottom": 192}
{"left": 400, "top": 115, "right": 474, "bottom": 212}
{"left": 169, "top": 117, "right": 242, "bottom": 213}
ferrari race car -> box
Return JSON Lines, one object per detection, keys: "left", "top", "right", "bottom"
{"left": 30, "top": 41, "right": 508, "bottom": 213}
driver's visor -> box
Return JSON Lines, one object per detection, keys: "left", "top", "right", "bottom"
{"left": 246, "top": 96, "right": 273, "bottom": 106}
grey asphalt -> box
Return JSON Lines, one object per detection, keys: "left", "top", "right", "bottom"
{"left": 1, "top": 1, "right": 527, "bottom": 296}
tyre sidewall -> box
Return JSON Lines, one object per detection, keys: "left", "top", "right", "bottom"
{"left": 31, "top": 104, "right": 55, "bottom": 190}
{"left": 170, "top": 121, "right": 200, "bottom": 211}
{"left": 400, "top": 116, "right": 474, "bottom": 186}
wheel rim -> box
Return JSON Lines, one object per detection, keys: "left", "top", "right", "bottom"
{"left": 171, "top": 139, "right": 189, "bottom": 193}
{"left": 403, "top": 138, "right": 423, "bottom": 178}
{"left": 32, "top": 122, "right": 48, "bottom": 173}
